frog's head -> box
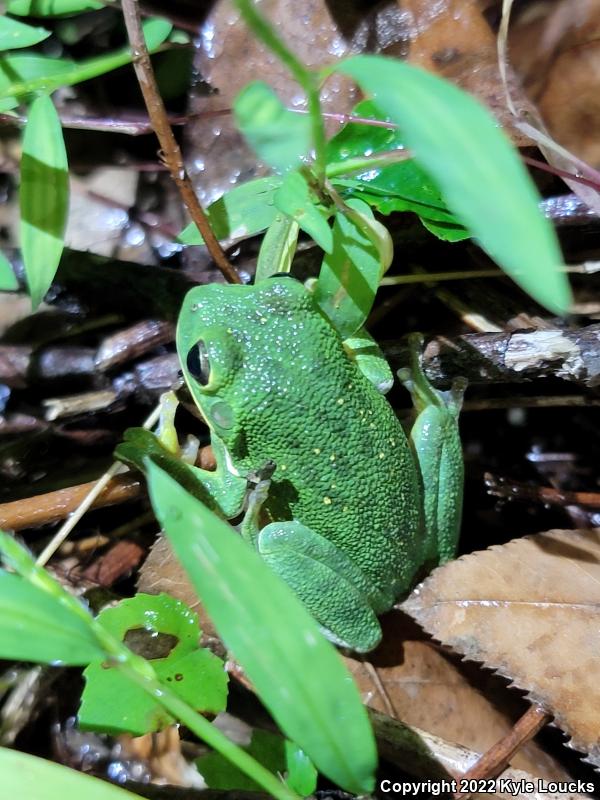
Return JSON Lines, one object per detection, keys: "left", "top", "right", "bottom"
{"left": 176, "top": 277, "right": 311, "bottom": 442}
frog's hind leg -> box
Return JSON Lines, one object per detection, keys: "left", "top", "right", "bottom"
{"left": 257, "top": 521, "right": 383, "bottom": 653}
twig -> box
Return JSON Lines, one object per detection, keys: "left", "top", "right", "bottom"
{"left": 0, "top": 475, "right": 142, "bottom": 532}
{"left": 452, "top": 705, "right": 551, "bottom": 799}
{"left": 485, "top": 473, "right": 600, "bottom": 509}
{"left": 120, "top": 0, "right": 240, "bottom": 285}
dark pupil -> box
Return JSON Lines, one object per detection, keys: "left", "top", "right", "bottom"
{"left": 186, "top": 341, "right": 210, "bottom": 385}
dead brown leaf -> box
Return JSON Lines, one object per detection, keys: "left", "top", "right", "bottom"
{"left": 402, "top": 528, "right": 600, "bottom": 768}
{"left": 511, "top": 0, "right": 600, "bottom": 166}
{"left": 345, "top": 612, "right": 568, "bottom": 780}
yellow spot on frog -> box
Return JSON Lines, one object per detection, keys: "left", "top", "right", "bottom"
{"left": 323, "top": 496, "right": 332, "bottom": 505}
{"left": 337, "top": 398, "right": 344, "bottom": 405}
{"left": 280, "top": 464, "right": 287, "bottom": 471}
{"left": 330, "top": 454, "right": 336, "bottom": 461}
{"left": 379, "top": 452, "right": 385, "bottom": 459}
{"left": 313, "top": 448, "right": 321, "bottom": 455}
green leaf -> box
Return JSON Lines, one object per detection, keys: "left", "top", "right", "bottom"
{"left": 6, "top": 0, "right": 102, "bottom": 15}
{"left": 0, "top": 19, "right": 172, "bottom": 110}
{"left": 313, "top": 198, "right": 388, "bottom": 338}
{"left": 255, "top": 212, "right": 299, "bottom": 282}
{"left": 0, "top": 747, "right": 142, "bottom": 800}
{"left": 20, "top": 94, "right": 69, "bottom": 309}
{"left": 146, "top": 461, "right": 376, "bottom": 795}
{"left": 336, "top": 56, "right": 572, "bottom": 314}
{"left": 198, "top": 730, "right": 317, "bottom": 796}
{"left": 0, "top": 55, "right": 74, "bottom": 111}
{"left": 80, "top": 593, "right": 227, "bottom": 735}
{"left": 234, "top": 81, "right": 312, "bottom": 173}
{"left": 275, "top": 171, "right": 332, "bottom": 253}
{"left": 0, "top": 250, "right": 18, "bottom": 291}
{"left": 178, "top": 176, "right": 282, "bottom": 245}
{"left": 0, "top": 569, "right": 104, "bottom": 664}
{"left": 326, "top": 100, "right": 468, "bottom": 241}
{"left": 0, "top": 16, "right": 50, "bottom": 50}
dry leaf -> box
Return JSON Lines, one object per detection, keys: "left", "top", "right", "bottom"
{"left": 402, "top": 528, "right": 600, "bottom": 767}
{"left": 510, "top": 0, "right": 600, "bottom": 166}
{"left": 345, "top": 612, "right": 568, "bottom": 780}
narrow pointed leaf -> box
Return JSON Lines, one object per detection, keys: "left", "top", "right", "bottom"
{"left": 234, "top": 81, "right": 312, "bottom": 173}
{"left": 0, "top": 570, "right": 104, "bottom": 664}
{"left": 336, "top": 56, "right": 571, "bottom": 314}
{"left": 0, "top": 748, "right": 142, "bottom": 800}
{"left": 146, "top": 461, "right": 376, "bottom": 794}
{"left": 20, "top": 94, "right": 69, "bottom": 308}
{"left": 0, "top": 16, "right": 50, "bottom": 50}
{"left": 0, "top": 250, "right": 18, "bottom": 291}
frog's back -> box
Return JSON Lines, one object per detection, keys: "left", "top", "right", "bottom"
{"left": 209, "top": 278, "right": 423, "bottom": 603}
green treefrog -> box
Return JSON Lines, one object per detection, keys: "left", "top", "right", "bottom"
{"left": 174, "top": 276, "right": 463, "bottom": 652}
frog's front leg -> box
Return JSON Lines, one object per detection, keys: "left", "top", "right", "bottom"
{"left": 155, "top": 390, "right": 247, "bottom": 519}
{"left": 399, "top": 335, "right": 466, "bottom": 565}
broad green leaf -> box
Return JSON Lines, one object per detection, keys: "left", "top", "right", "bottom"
{"left": 178, "top": 176, "right": 282, "bottom": 245}
{"left": 0, "top": 570, "right": 104, "bottom": 664}
{"left": 198, "top": 730, "right": 317, "bottom": 796}
{"left": 7, "top": 0, "right": 102, "bottom": 15}
{"left": 275, "top": 171, "right": 332, "bottom": 253}
{"left": 234, "top": 81, "right": 312, "bottom": 173}
{"left": 20, "top": 94, "right": 69, "bottom": 309}
{"left": 255, "top": 212, "right": 299, "bottom": 282}
{"left": 81, "top": 593, "right": 227, "bottom": 734}
{"left": 0, "top": 748, "right": 141, "bottom": 800}
{"left": 336, "top": 56, "right": 571, "bottom": 314}
{"left": 313, "top": 198, "right": 388, "bottom": 338}
{"left": 0, "top": 18, "right": 171, "bottom": 110}
{"left": 0, "top": 16, "right": 50, "bottom": 50}
{"left": 146, "top": 462, "right": 376, "bottom": 794}
{"left": 327, "top": 100, "right": 468, "bottom": 241}
{"left": 0, "top": 250, "right": 18, "bottom": 291}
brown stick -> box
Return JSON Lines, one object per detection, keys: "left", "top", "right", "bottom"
{"left": 453, "top": 705, "right": 551, "bottom": 799}
{"left": 0, "top": 475, "right": 142, "bottom": 531}
{"left": 120, "top": 0, "right": 241, "bottom": 285}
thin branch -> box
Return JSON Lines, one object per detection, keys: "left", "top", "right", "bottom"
{"left": 120, "top": 0, "right": 241, "bottom": 284}
{"left": 452, "top": 705, "right": 551, "bottom": 799}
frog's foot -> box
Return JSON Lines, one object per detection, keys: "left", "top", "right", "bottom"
{"left": 399, "top": 333, "right": 466, "bottom": 565}
{"left": 257, "top": 521, "right": 382, "bottom": 653}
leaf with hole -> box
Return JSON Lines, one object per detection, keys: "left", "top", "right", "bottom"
{"left": 146, "top": 461, "right": 377, "bottom": 794}
{"left": 336, "top": 56, "right": 571, "bottom": 313}
{"left": 80, "top": 593, "right": 227, "bottom": 735}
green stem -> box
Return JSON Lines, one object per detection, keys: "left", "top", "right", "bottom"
{"left": 0, "top": 535, "right": 299, "bottom": 800}
{"left": 118, "top": 660, "right": 300, "bottom": 800}
{"left": 233, "top": 0, "right": 327, "bottom": 184}
{"left": 326, "top": 149, "right": 413, "bottom": 180}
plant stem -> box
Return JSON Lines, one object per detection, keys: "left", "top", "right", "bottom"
{"left": 233, "top": 0, "right": 327, "bottom": 185}
{"left": 326, "top": 149, "right": 414, "bottom": 180}
{"left": 121, "top": 0, "right": 241, "bottom": 284}
{"left": 118, "top": 660, "right": 301, "bottom": 800}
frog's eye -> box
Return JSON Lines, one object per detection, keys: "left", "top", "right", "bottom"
{"left": 186, "top": 340, "right": 210, "bottom": 386}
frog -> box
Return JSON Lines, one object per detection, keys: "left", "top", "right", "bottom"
{"left": 170, "top": 275, "right": 463, "bottom": 653}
